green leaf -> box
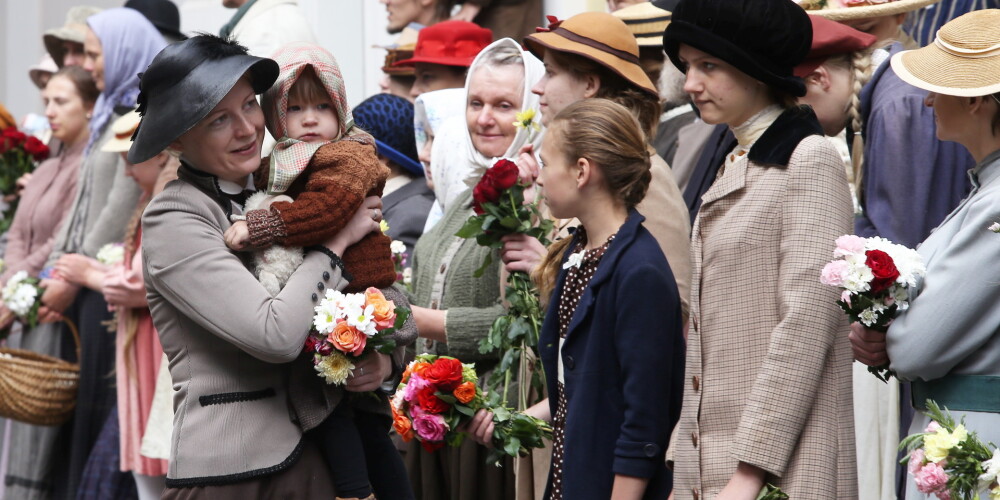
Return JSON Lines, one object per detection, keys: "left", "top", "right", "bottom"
{"left": 473, "top": 253, "right": 493, "bottom": 278}
{"left": 503, "top": 437, "right": 521, "bottom": 457}
{"left": 499, "top": 216, "right": 519, "bottom": 229}
{"left": 456, "top": 217, "right": 484, "bottom": 238}
{"left": 492, "top": 406, "right": 511, "bottom": 422}
{"left": 454, "top": 404, "right": 475, "bottom": 417}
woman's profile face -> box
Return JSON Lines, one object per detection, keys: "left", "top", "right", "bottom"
{"left": 466, "top": 64, "right": 524, "bottom": 158}
{"left": 82, "top": 28, "right": 105, "bottom": 91}
{"left": 171, "top": 77, "right": 264, "bottom": 183}
{"left": 532, "top": 52, "right": 592, "bottom": 127}
{"left": 678, "top": 43, "right": 771, "bottom": 127}
{"left": 924, "top": 91, "right": 967, "bottom": 143}
{"left": 43, "top": 75, "right": 91, "bottom": 146}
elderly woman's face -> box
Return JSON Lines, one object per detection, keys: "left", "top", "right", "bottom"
{"left": 82, "top": 28, "right": 104, "bottom": 91}
{"left": 466, "top": 64, "right": 524, "bottom": 158}
{"left": 171, "top": 77, "right": 264, "bottom": 183}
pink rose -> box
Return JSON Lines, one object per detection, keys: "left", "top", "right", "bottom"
{"left": 821, "top": 260, "right": 850, "bottom": 287}
{"left": 404, "top": 373, "right": 430, "bottom": 403}
{"left": 914, "top": 461, "right": 948, "bottom": 494}
{"left": 412, "top": 413, "right": 449, "bottom": 442}
{"left": 834, "top": 235, "right": 866, "bottom": 257}
{"left": 935, "top": 489, "right": 951, "bottom": 500}
{"left": 908, "top": 448, "right": 925, "bottom": 475}
{"left": 925, "top": 421, "right": 942, "bottom": 433}
{"left": 841, "top": 290, "right": 853, "bottom": 306}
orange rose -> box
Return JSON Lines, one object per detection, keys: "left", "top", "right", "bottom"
{"left": 392, "top": 406, "right": 414, "bottom": 442}
{"left": 412, "top": 362, "right": 432, "bottom": 377}
{"left": 453, "top": 381, "right": 476, "bottom": 404}
{"left": 401, "top": 364, "right": 413, "bottom": 384}
{"left": 329, "top": 321, "right": 366, "bottom": 356}
{"left": 365, "top": 287, "right": 397, "bottom": 330}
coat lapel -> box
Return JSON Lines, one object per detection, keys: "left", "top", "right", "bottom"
{"left": 561, "top": 210, "right": 643, "bottom": 342}
{"left": 699, "top": 156, "right": 747, "bottom": 208}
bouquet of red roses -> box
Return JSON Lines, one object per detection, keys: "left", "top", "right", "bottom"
{"left": 0, "top": 127, "right": 49, "bottom": 233}
{"left": 303, "top": 287, "right": 409, "bottom": 385}
{"left": 390, "top": 354, "right": 552, "bottom": 463}
{"left": 456, "top": 158, "right": 553, "bottom": 409}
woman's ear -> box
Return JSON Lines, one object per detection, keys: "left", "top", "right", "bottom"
{"left": 805, "top": 66, "right": 832, "bottom": 94}
{"left": 582, "top": 74, "right": 601, "bottom": 99}
{"left": 575, "top": 157, "right": 591, "bottom": 189}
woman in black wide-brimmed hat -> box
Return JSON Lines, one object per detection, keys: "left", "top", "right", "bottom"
{"left": 129, "top": 34, "right": 386, "bottom": 498}
{"left": 662, "top": 0, "right": 857, "bottom": 498}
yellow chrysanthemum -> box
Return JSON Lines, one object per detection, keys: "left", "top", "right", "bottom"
{"left": 991, "top": 485, "right": 1000, "bottom": 500}
{"left": 315, "top": 352, "right": 355, "bottom": 385}
{"left": 513, "top": 109, "right": 540, "bottom": 132}
{"left": 380, "top": 219, "right": 390, "bottom": 234}
{"left": 924, "top": 424, "right": 968, "bottom": 463}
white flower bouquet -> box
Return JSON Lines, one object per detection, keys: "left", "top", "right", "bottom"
{"left": 1, "top": 271, "right": 43, "bottom": 328}
{"left": 96, "top": 242, "right": 125, "bottom": 266}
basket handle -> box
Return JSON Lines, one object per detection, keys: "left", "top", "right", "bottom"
{"left": 61, "top": 318, "right": 80, "bottom": 361}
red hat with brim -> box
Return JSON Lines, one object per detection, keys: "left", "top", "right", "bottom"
{"left": 394, "top": 20, "right": 493, "bottom": 68}
{"left": 794, "top": 16, "right": 877, "bottom": 78}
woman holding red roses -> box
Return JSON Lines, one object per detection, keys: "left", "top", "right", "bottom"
{"left": 850, "top": 11, "right": 1000, "bottom": 500}
{"left": 0, "top": 66, "right": 98, "bottom": 327}
{"left": 405, "top": 37, "right": 543, "bottom": 500}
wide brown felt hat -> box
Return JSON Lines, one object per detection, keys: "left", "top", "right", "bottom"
{"left": 524, "top": 12, "right": 658, "bottom": 97}
{"left": 891, "top": 9, "right": 1000, "bottom": 97}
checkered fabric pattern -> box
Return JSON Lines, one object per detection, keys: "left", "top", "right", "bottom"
{"left": 267, "top": 138, "right": 323, "bottom": 194}
{"left": 673, "top": 135, "right": 857, "bottom": 499}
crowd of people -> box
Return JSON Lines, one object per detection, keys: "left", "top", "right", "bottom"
{"left": 0, "top": 0, "right": 998, "bottom": 498}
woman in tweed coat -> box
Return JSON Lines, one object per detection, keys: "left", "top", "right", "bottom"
{"left": 662, "top": 0, "right": 857, "bottom": 498}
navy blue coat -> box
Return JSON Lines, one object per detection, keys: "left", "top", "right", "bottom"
{"left": 540, "top": 210, "right": 685, "bottom": 499}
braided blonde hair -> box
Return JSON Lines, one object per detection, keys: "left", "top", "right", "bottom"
{"left": 824, "top": 48, "right": 874, "bottom": 197}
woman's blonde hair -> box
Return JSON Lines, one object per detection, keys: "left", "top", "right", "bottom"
{"left": 823, "top": 48, "right": 874, "bottom": 197}
{"left": 532, "top": 99, "right": 652, "bottom": 300}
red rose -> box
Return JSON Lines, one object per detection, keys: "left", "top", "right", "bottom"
{"left": 865, "top": 249, "right": 899, "bottom": 293}
{"left": 416, "top": 386, "right": 450, "bottom": 414}
{"left": 23, "top": 136, "right": 50, "bottom": 162}
{"left": 423, "top": 357, "right": 464, "bottom": 391}
{"left": 420, "top": 439, "right": 444, "bottom": 453}
{"left": 2, "top": 127, "right": 26, "bottom": 146}
{"left": 472, "top": 181, "right": 498, "bottom": 215}
{"left": 490, "top": 159, "right": 519, "bottom": 191}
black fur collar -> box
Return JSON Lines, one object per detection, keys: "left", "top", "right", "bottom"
{"left": 747, "top": 105, "right": 824, "bottom": 167}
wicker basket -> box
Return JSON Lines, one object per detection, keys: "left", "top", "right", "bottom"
{"left": 0, "top": 319, "right": 80, "bottom": 426}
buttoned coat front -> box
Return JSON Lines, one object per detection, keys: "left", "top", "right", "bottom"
{"left": 673, "top": 108, "right": 857, "bottom": 499}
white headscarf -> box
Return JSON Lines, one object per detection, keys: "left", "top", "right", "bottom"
{"left": 414, "top": 87, "right": 466, "bottom": 176}
{"left": 429, "top": 38, "right": 545, "bottom": 212}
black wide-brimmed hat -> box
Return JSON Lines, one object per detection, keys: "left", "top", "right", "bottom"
{"left": 662, "top": 0, "right": 812, "bottom": 97}
{"left": 125, "top": 0, "right": 187, "bottom": 41}
{"left": 128, "top": 35, "right": 278, "bottom": 163}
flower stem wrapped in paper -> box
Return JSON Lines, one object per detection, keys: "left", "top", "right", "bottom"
{"left": 820, "top": 235, "right": 925, "bottom": 382}
{"left": 455, "top": 158, "right": 554, "bottom": 409}
{"left": 1, "top": 271, "right": 44, "bottom": 330}
{"left": 391, "top": 354, "right": 552, "bottom": 464}
{"left": 900, "top": 400, "right": 999, "bottom": 500}
{"left": 304, "top": 287, "right": 409, "bottom": 385}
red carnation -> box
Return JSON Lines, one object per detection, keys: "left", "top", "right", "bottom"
{"left": 423, "top": 357, "right": 464, "bottom": 391}
{"left": 23, "top": 136, "right": 50, "bottom": 162}
{"left": 416, "top": 386, "right": 451, "bottom": 414}
{"left": 865, "top": 249, "right": 899, "bottom": 293}
{"left": 420, "top": 440, "right": 445, "bottom": 453}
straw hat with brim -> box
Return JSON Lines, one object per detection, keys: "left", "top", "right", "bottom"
{"left": 524, "top": 12, "right": 658, "bottom": 97}
{"left": 890, "top": 9, "right": 1000, "bottom": 97}
{"left": 801, "top": 0, "right": 940, "bottom": 21}
{"left": 128, "top": 35, "right": 278, "bottom": 164}
{"left": 44, "top": 6, "right": 103, "bottom": 67}
{"left": 102, "top": 110, "right": 141, "bottom": 153}
{"left": 612, "top": 2, "right": 672, "bottom": 48}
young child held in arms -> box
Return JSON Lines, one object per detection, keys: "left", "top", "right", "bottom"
{"left": 224, "top": 42, "right": 413, "bottom": 500}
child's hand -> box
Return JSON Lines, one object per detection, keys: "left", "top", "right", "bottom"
{"left": 224, "top": 221, "right": 250, "bottom": 251}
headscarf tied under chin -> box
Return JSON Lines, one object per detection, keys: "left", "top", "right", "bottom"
{"left": 262, "top": 42, "right": 373, "bottom": 194}
{"left": 85, "top": 8, "right": 166, "bottom": 155}
{"left": 429, "top": 37, "right": 545, "bottom": 211}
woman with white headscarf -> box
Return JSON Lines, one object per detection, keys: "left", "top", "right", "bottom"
{"left": 405, "top": 38, "right": 544, "bottom": 500}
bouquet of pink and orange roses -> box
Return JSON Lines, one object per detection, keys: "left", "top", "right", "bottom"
{"left": 390, "top": 353, "right": 552, "bottom": 463}
{"left": 820, "top": 235, "right": 925, "bottom": 381}
{"left": 900, "top": 400, "right": 1000, "bottom": 500}
{"left": 304, "top": 287, "right": 409, "bottom": 385}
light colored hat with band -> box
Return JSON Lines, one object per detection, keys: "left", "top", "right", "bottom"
{"left": 797, "top": 0, "right": 939, "bottom": 21}
{"left": 102, "top": 110, "right": 141, "bottom": 153}
{"left": 44, "top": 6, "right": 103, "bottom": 67}
{"left": 891, "top": 9, "right": 1000, "bottom": 97}
{"left": 612, "top": 2, "right": 672, "bottom": 48}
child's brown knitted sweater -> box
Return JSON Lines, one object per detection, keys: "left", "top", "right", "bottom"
{"left": 245, "top": 137, "right": 397, "bottom": 293}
